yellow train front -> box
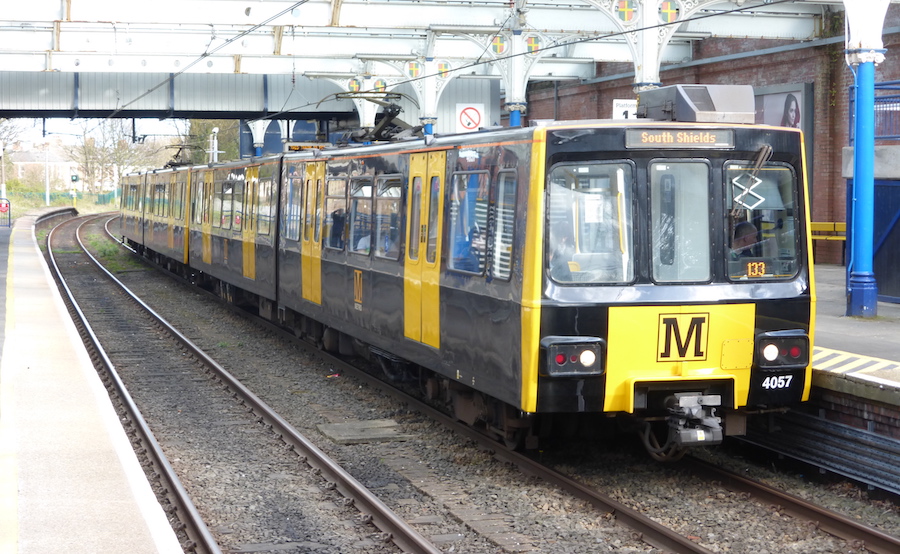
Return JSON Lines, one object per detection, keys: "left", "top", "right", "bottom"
{"left": 510, "top": 86, "right": 814, "bottom": 458}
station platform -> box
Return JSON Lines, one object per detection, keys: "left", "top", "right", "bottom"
{"left": 812, "top": 264, "right": 900, "bottom": 403}
{"left": 0, "top": 211, "right": 897, "bottom": 552}
{"left": 0, "top": 213, "right": 184, "bottom": 554}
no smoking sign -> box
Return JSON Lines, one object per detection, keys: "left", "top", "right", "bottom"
{"left": 456, "top": 103, "right": 484, "bottom": 133}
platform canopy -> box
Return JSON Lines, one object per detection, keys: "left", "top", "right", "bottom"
{"left": 0, "top": 1, "right": 867, "bottom": 129}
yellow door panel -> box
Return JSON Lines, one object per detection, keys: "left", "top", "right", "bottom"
{"left": 605, "top": 303, "right": 756, "bottom": 412}
{"left": 301, "top": 162, "right": 324, "bottom": 304}
{"left": 403, "top": 151, "right": 444, "bottom": 348}
{"left": 421, "top": 151, "right": 445, "bottom": 348}
{"left": 243, "top": 166, "right": 258, "bottom": 280}
{"left": 403, "top": 154, "right": 426, "bottom": 342}
{"left": 167, "top": 173, "right": 176, "bottom": 251}
{"left": 202, "top": 173, "right": 213, "bottom": 264}
{"left": 519, "top": 129, "right": 548, "bottom": 412}
{"left": 182, "top": 172, "right": 191, "bottom": 265}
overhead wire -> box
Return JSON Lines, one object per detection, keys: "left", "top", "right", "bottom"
{"left": 255, "top": 0, "right": 797, "bottom": 122}
{"left": 95, "top": 0, "right": 797, "bottom": 129}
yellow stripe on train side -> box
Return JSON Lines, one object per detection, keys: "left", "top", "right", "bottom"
{"left": 605, "top": 303, "right": 756, "bottom": 412}
{"left": 519, "top": 127, "right": 547, "bottom": 413}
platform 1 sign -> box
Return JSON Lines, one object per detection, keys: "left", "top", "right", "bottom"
{"left": 612, "top": 99, "right": 638, "bottom": 120}
{"left": 456, "top": 104, "right": 484, "bottom": 133}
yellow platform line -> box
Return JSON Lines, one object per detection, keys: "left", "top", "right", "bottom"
{"left": 813, "top": 346, "right": 900, "bottom": 375}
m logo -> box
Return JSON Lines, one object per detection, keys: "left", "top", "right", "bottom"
{"left": 657, "top": 313, "right": 709, "bottom": 361}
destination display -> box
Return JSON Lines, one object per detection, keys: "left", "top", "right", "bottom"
{"left": 625, "top": 129, "right": 735, "bottom": 149}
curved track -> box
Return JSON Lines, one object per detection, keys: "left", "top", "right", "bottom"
{"left": 46, "top": 214, "right": 219, "bottom": 554}
{"left": 48, "top": 213, "right": 440, "bottom": 554}
{"left": 64, "top": 212, "right": 900, "bottom": 554}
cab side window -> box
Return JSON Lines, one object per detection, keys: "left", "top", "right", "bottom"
{"left": 375, "top": 176, "right": 402, "bottom": 260}
{"left": 348, "top": 177, "right": 374, "bottom": 255}
{"left": 491, "top": 171, "right": 517, "bottom": 280}
{"left": 448, "top": 172, "right": 489, "bottom": 274}
{"left": 323, "top": 179, "right": 347, "bottom": 250}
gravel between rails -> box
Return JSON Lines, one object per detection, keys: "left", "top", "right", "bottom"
{"left": 81, "top": 220, "right": 900, "bottom": 554}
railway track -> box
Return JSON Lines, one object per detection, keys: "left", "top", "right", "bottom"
{"left": 270, "top": 332, "right": 900, "bottom": 554}
{"left": 49, "top": 212, "right": 900, "bottom": 553}
{"left": 47, "top": 214, "right": 439, "bottom": 554}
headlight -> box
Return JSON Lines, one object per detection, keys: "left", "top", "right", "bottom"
{"left": 540, "top": 336, "right": 605, "bottom": 377}
{"left": 755, "top": 330, "right": 809, "bottom": 369}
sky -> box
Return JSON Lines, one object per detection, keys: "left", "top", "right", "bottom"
{"left": 15, "top": 118, "right": 188, "bottom": 147}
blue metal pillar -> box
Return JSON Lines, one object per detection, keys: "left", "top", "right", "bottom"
{"left": 848, "top": 60, "right": 878, "bottom": 317}
{"left": 506, "top": 102, "right": 526, "bottom": 128}
{"left": 509, "top": 109, "right": 522, "bottom": 127}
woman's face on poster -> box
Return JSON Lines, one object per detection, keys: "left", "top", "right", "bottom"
{"left": 787, "top": 99, "right": 798, "bottom": 126}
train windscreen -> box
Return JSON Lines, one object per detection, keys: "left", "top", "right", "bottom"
{"left": 547, "top": 162, "right": 634, "bottom": 283}
{"left": 726, "top": 162, "right": 800, "bottom": 280}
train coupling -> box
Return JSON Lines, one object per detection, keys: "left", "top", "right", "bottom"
{"left": 666, "top": 393, "right": 723, "bottom": 447}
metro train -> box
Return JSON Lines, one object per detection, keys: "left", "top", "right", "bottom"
{"left": 120, "top": 84, "right": 815, "bottom": 460}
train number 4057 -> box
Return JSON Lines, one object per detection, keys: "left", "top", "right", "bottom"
{"left": 761, "top": 375, "right": 793, "bottom": 389}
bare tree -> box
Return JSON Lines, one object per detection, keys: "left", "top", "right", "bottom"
{"left": 66, "top": 119, "right": 165, "bottom": 193}
{"left": 0, "top": 119, "right": 22, "bottom": 192}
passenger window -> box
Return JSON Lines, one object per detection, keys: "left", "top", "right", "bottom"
{"left": 426, "top": 175, "right": 441, "bottom": 264}
{"left": 650, "top": 161, "right": 710, "bottom": 282}
{"left": 258, "top": 163, "right": 276, "bottom": 236}
{"left": 448, "top": 172, "right": 488, "bottom": 274}
{"left": 313, "top": 178, "right": 324, "bottom": 243}
{"left": 191, "top": 172, "right": 203, "bottom": 225}
{"left": 282, "top": 164, "right": 301, "bottom": 240}
{"left": 491, "top": 171, "right": 517, "bottom": 280}
{"left": 232, "top": 180, "right": 244, "bottom": 232}
{"left": 349, "top": 178, "right": 374, "bottom": 255}
{"left": 408, "top": 176, "right": 422, "bottom": 261}
{"left": 154, "top": 183, "right": 166, "bottom": 217}
{"left": 173, "top": 179, "right": 184, "bottom": 220}
{"left": 323, "top": 179, "right": 347, "bottom": 250}
{"left": 212, "top": 181, "right": 223, "bottom": 228}
{"left": 375, "top": 176, "right": 402, "bottom": 260}
{"left": 203, "top": 178, "right": 212, "bottom": 225}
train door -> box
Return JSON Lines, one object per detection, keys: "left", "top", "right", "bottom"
{"left": 404, "top": 151, "right": 445, "bottom": 348}
{"left": 301, "top": 161, "right": 325, "bottom": 304}
{"left": 166, "top": 173, "right": 176, "bottom": 252}
{"left": 202, "top": 171, "right": 214, "bottom": 265}
{"left": 242, "top": 165, "right": 259, "bottom": 280}
{"left": 180, "top": 171, "right": 190, "bottom": 265}
{"left": 135, "top": 175, "right": 144, "bottom": 239}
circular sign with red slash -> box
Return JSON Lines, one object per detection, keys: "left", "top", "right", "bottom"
{"left": 457, "top": 104, "right": 484, "bottom": 132}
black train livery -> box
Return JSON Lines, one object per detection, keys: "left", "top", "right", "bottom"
{"left": 120, "top": 85, "right": 815, "bottom": 460}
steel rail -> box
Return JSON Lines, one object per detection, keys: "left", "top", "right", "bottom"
{"left": 96, "top": 216, "right": 441, "bottom": 554}
{"left": 742, "top": 410, "right": 900, "bottom": 495}
{"left": 213, "top": 305, "right": 717, "bottom": 554}
{"left": 47, "top": 214, "right": 221, "bottom": 554}
{"left": 106, "top": 213, "right": 898, "bottom": 553}
{"left": 684, "top": 457, "right": 900, "bottom": 554}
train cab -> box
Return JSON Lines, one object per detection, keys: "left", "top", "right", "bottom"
{"left": 119, "top": 172, "right": 145, "bottom": 247}
{"left": 143, "top": 169, "right": 190, "bottom": 267}
{"left": 529, "top": 85, "right": 813, "bottom": 458}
